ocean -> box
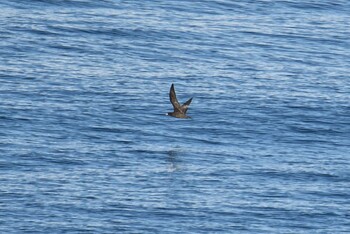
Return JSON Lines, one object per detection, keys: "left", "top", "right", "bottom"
{"left": 0, "top": 0, "right": 349, "bottom": 233}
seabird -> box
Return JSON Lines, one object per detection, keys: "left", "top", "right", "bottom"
{"left": 167, "top": 83, "right": 193, "bottom": 119}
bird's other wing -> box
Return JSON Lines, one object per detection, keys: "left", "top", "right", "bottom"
{"left": 181, "top": 97, "right": 193, "bottom": 114}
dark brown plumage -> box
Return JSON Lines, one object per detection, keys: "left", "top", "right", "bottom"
{"left": 167, "top": 84, "right": 193, "bottom": 118}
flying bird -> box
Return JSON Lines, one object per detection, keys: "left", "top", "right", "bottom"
{"left": 167, "top": 84, "right": 193, "bottom": 119}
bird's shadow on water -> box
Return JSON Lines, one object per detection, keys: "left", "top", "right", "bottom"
{"left": 166, "top": 148, "right": 182, "bottom": 172}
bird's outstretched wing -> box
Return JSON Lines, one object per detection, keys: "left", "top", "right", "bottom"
{"left": 169, "top": 84, "right": 182, "bottom": 112}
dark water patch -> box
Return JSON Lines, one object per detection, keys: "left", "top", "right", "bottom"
{"left": 7, "top": 0, "right": 115, "bottom": 9}
{"left": 284, "top": 1, "right": 349, "bottom": 11}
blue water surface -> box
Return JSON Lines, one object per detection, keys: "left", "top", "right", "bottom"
{"left": 1, "top": 0, "right": 349, "bottom": 233}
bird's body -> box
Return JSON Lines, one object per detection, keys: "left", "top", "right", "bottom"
{"left": 167, "top": 84, "right": 193, "bottom": 119}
